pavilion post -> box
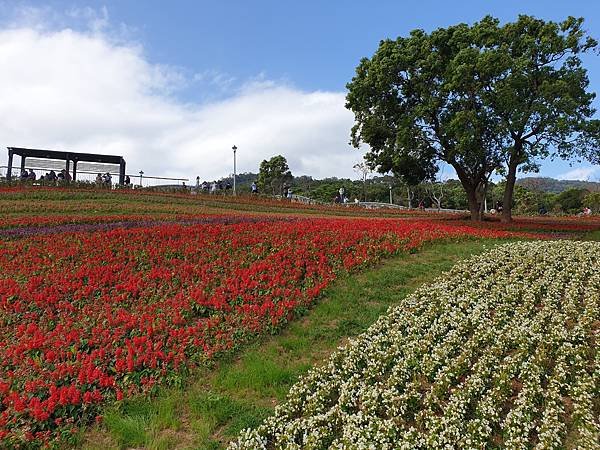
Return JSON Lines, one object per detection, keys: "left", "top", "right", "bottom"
{"left": 7, "top": 148, "right": 13, "bottom": 180}
{"left": 119, "top": 159, "right": 126, "bottom": 185}
{"left": 72, "top": 160, "right": 78, "bottom": 181}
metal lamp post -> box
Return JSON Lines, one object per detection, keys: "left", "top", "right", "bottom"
{"left": 139, "top": 170, "right": 144, "bottom": 187}
{"left": 389, "top": 184, "right": 393, "bottom": 204}
{"left": 232, "top": 145, "right": 237, "bottom": 195}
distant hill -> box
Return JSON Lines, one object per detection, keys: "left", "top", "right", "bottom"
{"left": 516, "top": 177, "right": 600, "bottom": 193}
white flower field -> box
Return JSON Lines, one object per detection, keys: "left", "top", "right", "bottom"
{"left": 232, "top": 241, "right": 599, "bottom": 449}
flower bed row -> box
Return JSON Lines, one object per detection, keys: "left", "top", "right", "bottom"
{"left": 441, "top": 215, "right": 600, "bottom": 232}
{"left": 0, "top": 186, "right": 456, "bottom": 224}
{"left": 0, "top": 218, "right": 517, "bottom": 446}
{"left": 4, "top": 186, "right": 600, "bottom": 233}
{"left": 0, "top": 215, "right": 268, "bottom": 239}
{"left": 0, "top": 213, "right": 204, "bottom": 230}
{"left": 232, "top": 241, "right": 599, "bottom": 449}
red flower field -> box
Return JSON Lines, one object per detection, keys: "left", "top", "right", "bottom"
{"left": 0, "top": 215, "right": 520, "bottom": 446}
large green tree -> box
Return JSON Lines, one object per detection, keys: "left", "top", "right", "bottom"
{"left": 347, "top": 20, "right": 504, "bottom": 220}
{"left": 347, "top": 15, "right": 600, "bottom": 221}
{"left": 479, "top": 16, "right": 599, "bottom": 222}
{"left": 257, "top": 155, "right": 292, "bottom": 195}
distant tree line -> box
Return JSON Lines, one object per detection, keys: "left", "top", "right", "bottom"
{"left": 208, "top": 162, "right": 600, "bottom": 214}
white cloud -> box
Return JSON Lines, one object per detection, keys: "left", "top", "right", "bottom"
{"left": 0, "top": 10, "right": 359, "bottom": 182}
{"left": 193, "top": 69, "right": 237, "bottom": 93}
{"left": 65, "top": 6, "right": 109, "bottom": 34}
{"left": 556, "top": 166, "right": 599, "bottom": 181}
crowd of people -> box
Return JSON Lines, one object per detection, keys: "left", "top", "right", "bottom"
{"left": 194, "top": 179, "right": 298, "bottom": 199}
{"left": 94, "top": 172, "right": 125, "bottom": 187}
{"left": 14, "top": 169, "right": 133, "bottom": 188}
{"left": 20, "top": 168, "right": 72, "bottom": 183}
{"left": 197, "top": 180, "right": 234, "bottom": 194}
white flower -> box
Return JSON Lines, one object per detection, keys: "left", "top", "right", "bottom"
{"left": 230, "top": 241, "right": 600, "bottom": 449}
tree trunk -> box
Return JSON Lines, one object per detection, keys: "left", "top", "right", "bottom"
{"left": 452, "top": 163, "right": 484, "bottom": 221}
{"left": 466, "top": 186, "right": 482, "bottom": 221}
{"left": 362, "top": 176, "right": 366, "bottom": 202}
{"left": 502, "top": 144, "right": 521, "bottom": 223}
{"left": 477, "top": 181, "right": 488, "bottom": 219}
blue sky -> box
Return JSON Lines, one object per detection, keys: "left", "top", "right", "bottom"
{"left": 1, "top": 0, "right": 599, "bottom": 181}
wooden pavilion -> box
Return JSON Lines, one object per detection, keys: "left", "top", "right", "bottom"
{"left": 6, "top": 147, "right": 126, "bottom": 184}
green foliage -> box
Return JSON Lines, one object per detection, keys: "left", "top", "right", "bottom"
{"left": 346, "top": 15, "right": 600, "bottom": 221}
{"left": 552, "top": 188, "right": 589, "bottom": 213}
{"left": 583, "top": 191, "right": 600, "bottom": 213}
{"left": 346, "top": 18, "right": 506, "bottom": 218}
{"left": 257, "top": 155, "right": 292, "bottom": 195}
{"left": 511, "top": 185, "right": 549, "bottom": 214}
{"left": 441, "top": 180, "right": 469, "bottom": 210}
{"left": 214, "top": 172, "right": 257, "bottom": 193}
{"left": 291, "top": 176, "right": 388, "bottom": 203}
{"left": 487, "top": 16, "right": 600, "bottom": 221}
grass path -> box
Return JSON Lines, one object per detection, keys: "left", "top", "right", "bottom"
{"left": 78, "top": 238, "right": 516, "bottom": 450}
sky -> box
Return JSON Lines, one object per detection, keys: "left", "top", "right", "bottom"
{"left": 0, "top": 0, "right": 599, "bottom": 182}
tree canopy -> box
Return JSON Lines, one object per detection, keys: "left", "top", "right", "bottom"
{"left": 257, "top": 155, "right": 292, "bottom": 195}
{"left": 346, "top": 15, "right": 600, "bottom": 221}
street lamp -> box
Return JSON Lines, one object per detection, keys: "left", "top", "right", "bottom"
{"left": 139, "top": 170, "right": 144, "bottom": 187}
{"left": 389, "top": 184, "right": 393, "bottom": 204}
{"left": 232, "top": 145, "right": 237, "bottom": 196}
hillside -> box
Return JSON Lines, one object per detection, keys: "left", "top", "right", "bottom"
{"left": 516, "top": 176, "right": 600, "bottom": 193}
